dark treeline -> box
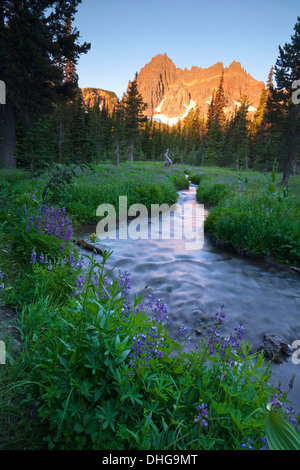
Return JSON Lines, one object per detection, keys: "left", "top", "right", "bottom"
{"left": 0, "top": 3, "right": 299, "bottom": 185}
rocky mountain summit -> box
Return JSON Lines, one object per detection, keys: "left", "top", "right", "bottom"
{"left": 81, "top": 88, "right": 118, "bottom": 113}
{"left": 136, "top": 53, "right": 265, "bottom": 124}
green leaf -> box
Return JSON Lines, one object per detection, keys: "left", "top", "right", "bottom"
{"left": 268, "top": 183, "right": 276, "bottom": 194}
{"left": 266, "top": 410, "right": 300, "bottom": 450}
{"left": 213, "top": 401, "right": 228, "bottom": 415}
{"left": 74, "top": 422, "right": 84, "bottom": 434}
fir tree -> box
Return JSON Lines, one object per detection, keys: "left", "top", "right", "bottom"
{"left": 267, "top": 17, "right": 300, "bottom": 185}
{"left": 0, "top": 1, "right": 90, "bottom": 168}
{"left": 223, "top": 97, "right": 250, "bottom": 169}
{"left": 204, "top": 72, "right": 226, "bottom": 165}
{"left": 123, "top": 73, "right": 148, "bottom": 164}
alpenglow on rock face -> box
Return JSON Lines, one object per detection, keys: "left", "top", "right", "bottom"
{"left": 136, "top": 53, "right": 265, "bottom": 125}
{"left": 81, "top": 88, "right": 118, "bottom": 114}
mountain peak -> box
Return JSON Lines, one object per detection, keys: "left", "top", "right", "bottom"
{"left": 227, "top": 61, "right": 245, "bottom": 74}
{"left": 136, "top": 56, "right": 265, "bottom": 124}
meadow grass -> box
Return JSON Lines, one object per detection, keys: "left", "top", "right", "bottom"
{"left": 0, "top": 162, "right": 189, "bottom": 226}
{"left": 189, "top": 167, "right": 300, "bottom": 266}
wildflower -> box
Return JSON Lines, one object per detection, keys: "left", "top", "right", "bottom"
{"left": 0, "top": 271, "right": 4, "bottom": 294}
{"left": 63, "top": 227, "right": 73, "bottom": 243}
{"left": 145, "top": 293, "right": 172, "bottom": 324}
{"left": 260, "top": 436, "right": 269, "bottom": 451}
{"left": 89, "top": 233, "right": 97, "bottom": 243}
{"left": 68, "top": 250, "right": 76, "bottom": 269}
{"left": 118, "top": 270, "right": 131, "bottom": 297}
{"left": 214, "top": 310, "right": 226, "bottom": 324}
{"left": 73, "top": 274, "right": 86, "bottom": 297}
{"left": 76, "top": 256, "right": 84, "bottom": 270}
{"left": 269, "top": 389, "right": 298, "bottom": 430}
{"left": 195, "top": 403, "right": 209, "bottom": 427}
{"left": 129, "top": 328, "right": 164, "bottom": 367}
{"left": 240, "top": 437, "right": 255, "bottom": 450}
{"left": 288, "top": 374, "right": 296, "bottom": 391}
{"left": 177, "top": 326, "right": 191, "bottom": 342}
{"left": 30, "top": 251, "right": 37, "bottom": 264}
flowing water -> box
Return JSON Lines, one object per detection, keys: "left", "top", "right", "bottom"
{"left": 75, "top": 183, "right": 300, "bottom": 413}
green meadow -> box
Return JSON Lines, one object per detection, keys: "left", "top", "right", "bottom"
{"left": 0, "top": 162, "right": 299, "bottom": 450}
{"left": 188, "top": 167, "right": 300, "bottom": 267}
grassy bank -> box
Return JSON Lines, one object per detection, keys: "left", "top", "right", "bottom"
{"left": 0, "top": 162, "right": 299, "bottom": 450}
{"left": 0, "top": 162, "right": 189, "bottom": 226}
{"left": 189, "top": 167, "right": 300, "bottom": 267}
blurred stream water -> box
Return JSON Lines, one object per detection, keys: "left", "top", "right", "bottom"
{"left": 75, "top": 183, "right": 300, "bottom": 412}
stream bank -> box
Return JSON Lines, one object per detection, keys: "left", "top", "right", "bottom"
{"left": 75, "top": 183, "right": 300, "bottom": 413}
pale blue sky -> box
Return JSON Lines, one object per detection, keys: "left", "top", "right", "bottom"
{"left": 74, "top": 0, "right": 300, "bottom": 99}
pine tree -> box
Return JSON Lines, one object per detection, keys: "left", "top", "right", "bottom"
{"left": 267, "top": 16, "right": 300, "bottom": 185}
{"left": 123, "top": 73, "right": 148, "bottom": 164}
{"left": 204, "top": 72, "right": 226, "bottom": 165}
{"left": 250, "top": 68, "right": 274, "bottom": 169}
{"left": 0, "top": 1, "right": 90, "bottom": 168}
{"left": 214, "top": 70, "right": 226, "bottom": 130}
{"left": 223, "top": 97, "right": 250, "bottom": 169}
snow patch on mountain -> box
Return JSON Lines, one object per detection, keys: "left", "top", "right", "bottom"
{"left": 153, "top": 98, "right": 197, "bottom": 126}
{"left": 154, "top": 96, "right": 167, "bottom": 113}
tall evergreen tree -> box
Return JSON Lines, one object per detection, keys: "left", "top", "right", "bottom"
{"left": 204, "top": 72, "right": 226, "bottom": 165}
{"left": 214, "top": 70, "right": 226, "bottom": 130}
{"left": 123, "top": 73, "right": 148, "bottom": 164}
{"left": 223, "top": 96, "right": 250, "bottom": 169}
{"left": 250, "top": 68, "right": 274, "bottom": 169}
{"left": 266, "top": 16, "right": 300, "bottom": 185}
{"left": 0, "top": 1, "right": 90, "bottom": 168}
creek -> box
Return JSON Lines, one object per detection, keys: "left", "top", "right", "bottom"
{"left": 75, "top": 182, "right": 300, "bottom": 413}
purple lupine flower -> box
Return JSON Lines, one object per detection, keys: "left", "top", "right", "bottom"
{"left": 269, "top": 387, "right": 298, "bottom": 430}
{"left": 195, "top": 403, "right": 209, "bottom": 427}
{"left": 145, "top": 293, "right": 172, "bottom": 324}
{"left": 68, "top": 250, "right": 76, "bottom": 269}
{"left": 63, "top": 226, "right": 73, "bottom": 243}
{"left": 260, "top": 436, "right": 269, "bottom": 451}
{"left": 73, "top": 273, "right": 86, "bottom": 297}
{"left": 118, "top": 270, "right": 131, "bottom": 297}
{"left": 288, "top": 374, "right": 296, "bottom": 391}
{"left": 30, "top": 251, "right": 37, "bottom": 264}
{"left": 240, "top": 437, "right": 255, "bottom": 450}
{"left": 76, "top": 256, "right": 84, "bottom": 270}
{"left": 0, "top": 271, "right": 4, "bottom": 294}
{"left": 177, "top": 326, "right": 192, "bottom": 343}
{"left": 129, "top": 327, "right": 164, "bottom": 367}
